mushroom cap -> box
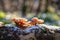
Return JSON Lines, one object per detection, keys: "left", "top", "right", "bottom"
{"left": 31, "top": 17, "right": 44, "bottom": 24}
{"left": 38, "top": 19, "right": 44, "bottom": 24}
{"left": 31, "top": 17, "right": 38, "bottom": 22}
{"left": 11, "top": 18, "right": 27, "bottom": 24}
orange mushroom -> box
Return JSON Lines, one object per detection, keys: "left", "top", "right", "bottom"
{"left": 28, "top": 17, "right": 44, "bottom": 25}
{"left": 38, "top": 19, "right": 44, "bottom": 24}
{"left": 11, "top": 18, "right": 29, "bottom": 28}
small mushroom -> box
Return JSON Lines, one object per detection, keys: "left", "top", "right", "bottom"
{"left": 28, "top": 17, "right": 44, "bottom": 25}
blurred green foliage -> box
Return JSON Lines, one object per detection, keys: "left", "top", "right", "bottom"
{"left": 0, "top": 11, "right": 6, "bottom": 18}
{"left": 37, "top": 12, "right": 60, "bottom": 26}
{"left": 0, "top": 11, "right": 12, "bottom": 24}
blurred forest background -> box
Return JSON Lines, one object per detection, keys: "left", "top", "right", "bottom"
{"left": 0, "top": 0, "right": 60, "bottom": 26}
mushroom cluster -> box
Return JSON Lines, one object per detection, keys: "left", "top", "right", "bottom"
{"left": 11, "top": 17, "right": 44, "bottom": 28}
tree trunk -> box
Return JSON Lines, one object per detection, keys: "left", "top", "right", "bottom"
{"left": 21, "top": 0, "right": 27, "bottom": 17}
{"left": 0, "top": 0, "right": 5, "bottom": 11}
{"left": 3, "top": 0, "right": 11, "bottom": 12}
